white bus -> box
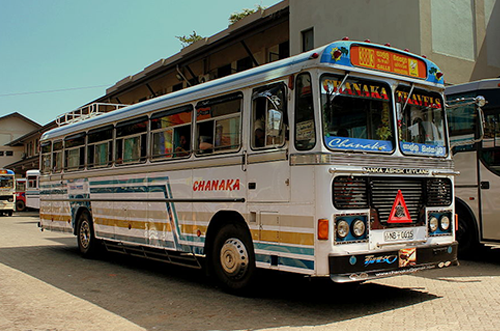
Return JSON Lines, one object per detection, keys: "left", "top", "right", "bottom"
{"left": 447, "top": 78, "right": 500, "bottom": 255}
{"left": 26, "top": 169, "right": 40, "bottom": 210}
{"left": 39, "top": 39, "right": 461, "bottom": 292}
{"left": 0, "top": 169, "right": 15, "bottom": 216}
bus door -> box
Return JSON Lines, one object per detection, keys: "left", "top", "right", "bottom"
{"left": 247, "top": 83, "right": 290, "bottom": 203}
{"left": 246, "top": 84, "right": 290, "bottom": 255}
{"left": 478, "top": 107, "right": 500, "bottom": 240}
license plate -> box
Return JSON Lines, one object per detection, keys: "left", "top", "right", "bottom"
{"left": 384, "top": 229, "right": 414, "bottom": 241}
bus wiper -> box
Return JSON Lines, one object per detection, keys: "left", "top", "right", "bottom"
{"left": 329, "top": 72, "right": 350, "bottom": 103}
{"left": 402, "top": 83, "right": 415, "bottom": 112}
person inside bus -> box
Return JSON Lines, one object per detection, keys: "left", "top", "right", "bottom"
{"left": 197, "top": 122, "right": 214, "bottom": 153}
{"left": 174, "top": 133, "right": 190, "bottom": 157}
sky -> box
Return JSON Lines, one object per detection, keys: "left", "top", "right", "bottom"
{"left": 0, "top": 0, "right": 280, "bottom": 126}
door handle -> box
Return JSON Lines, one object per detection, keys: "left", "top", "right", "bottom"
{"left": 481, "top": 181, "right": 490, "bottom": 189}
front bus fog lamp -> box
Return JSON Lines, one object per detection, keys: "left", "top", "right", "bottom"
{"left": 429, "top": 216, "right": 439, "bottom": 232}
{"left": 336, "top": 219, "right": 350, "bottom": 239}
{"left": 352, "top": 219, "right": 366, "bottom": 237}
{"left": 440, "top": 215, "right": 451, "bottom": 231}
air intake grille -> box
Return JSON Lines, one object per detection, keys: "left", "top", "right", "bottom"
{"left": 333, "top": 177, "right": 368, "bottom": 209}
{"left": 371, "top": 179, "right": 424, "bottom": 223}
{"left": 426, "top": 178, "right": 452, "bottom": 206}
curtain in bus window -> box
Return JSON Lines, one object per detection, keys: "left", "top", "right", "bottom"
{"left": 66, "top": 149, "right": 80, "bottom": 169}
{"left": 123, "top": 137, "right": 141, "bottom": 162}
{"left": 95, "top": 142, "right": 109, "bottom": 166}
{"left": 152, "top": 130, "right": 173, "bottom": 158}
{"left": 321, "top": 75, "right": 394, "bottom": 153}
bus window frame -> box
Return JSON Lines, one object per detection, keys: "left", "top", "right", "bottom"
{"left": 194, "top": 92, "right": 243, "bottom": 156}
{"left": 87, "top": 125, "right": 114, "bottom": 169}
{"left": 251, "top": 82, "right": 287, "bottom": 150}
{"left": 320, "top": 74, "right": 395, "bottom": 154}
{"left": 64, "top": 133, "right": 86, "bottom": 171}
{"left": 150, "top": 105, "right": 193, "bottom": 161}
{"left": 115, "top": 116, "right": 149, "bottom": 165}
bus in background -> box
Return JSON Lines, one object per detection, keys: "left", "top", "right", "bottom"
{"left": 447, "top": 78, "right": 500, "bottom": 255}
{"left": 0, "top": 169, "right": 15, "bottom": 216}
{"left": 25, "top": 170, "right": 40, "bottom": 210}
{"left": 39, "top": 39, "right": 464, "bottom": 293}
{"left": 15, "top": 178, "right": 26, "bottom": 212}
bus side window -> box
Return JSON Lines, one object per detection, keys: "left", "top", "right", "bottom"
{"left": 87, "top": 126, "right": 113, "bottom": 168}
{"left": 251, "top": 83, "right": 287, "bottom": 149}
{"left": 64, "top": 133, "right": 85, "bottom": 171}
{"left": 52, "top": 140, "right": 63, "bottom": 173}
{"left": 40, "top": 142, "right": 52, "bottom": 174}
{"left": 115, "top": 116, "right": 148, "bottom": 164}
{"left": 195, "top": 93, "right": 242, "bottom": 155}
{"left": 150, "top": 106, "right": 192, "bottom": 160}
{"left": 294, "top": 73, "right": 316, "bottom": 150}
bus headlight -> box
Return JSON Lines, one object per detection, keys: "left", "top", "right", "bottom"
{"left": 336, "top": 219, "right": 350, "bottom": 239}
{"left": 429, "top": 216, "right": 439, "bottom": 232}
{"left": 352, "top": 219, "right": 366, "bottom": 238}
{"left": 440, "top": 215, "right": 451, "bottom": 231}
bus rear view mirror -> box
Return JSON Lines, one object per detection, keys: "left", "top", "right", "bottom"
{"left": 447, "top": 95, "right": 486, "bottom": 149}
{"left": 266, "top": 108, "right": 283, "bottom": 138}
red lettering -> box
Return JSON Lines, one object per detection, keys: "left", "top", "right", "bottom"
{"left": 233, "top": 179, "right": 240, "bottom": 191}
{"left": 218, "top": 180, "right": 226, "bottom": 191}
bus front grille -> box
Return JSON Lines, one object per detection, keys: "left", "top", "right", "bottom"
{"left": 370, "top": 179, "right": 424, "bottom": 223}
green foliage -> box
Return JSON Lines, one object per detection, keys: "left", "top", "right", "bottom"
{"left": 229, "top": 5, "right": 265, "bottom": 25}
{"left": 175, "top": 31, "right": 204, "bottom": 48}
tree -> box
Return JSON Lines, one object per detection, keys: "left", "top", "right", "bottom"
{"left": 229, "top": 5, "right": 265, "bottom": 25}
{"left": 175, "top": 31, "right": 204, "bottom": 48}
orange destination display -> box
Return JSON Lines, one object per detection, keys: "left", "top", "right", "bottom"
{"left": 351, "top": 45, "right": 427, "bottom": 79}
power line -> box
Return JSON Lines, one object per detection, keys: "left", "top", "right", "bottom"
{"left": 0, "top": 84, "right": 110, "bottom": 97}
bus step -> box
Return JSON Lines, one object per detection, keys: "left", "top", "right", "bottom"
{"left": 103, "top": 241, "right": 202, "bottom": 269}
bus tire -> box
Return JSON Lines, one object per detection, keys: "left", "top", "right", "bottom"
{"left": 456, "top": 208, "right": 479, "bottom": 257}
{"left": 210, "top": 223, "right": 256, "bottom": 294}
{"left": 76, "top": 210, "right": 100, "bottom": 258}
{"left": 16, "top": 200, "right": 25, "bottom": 212}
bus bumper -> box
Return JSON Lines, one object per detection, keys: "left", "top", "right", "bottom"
{"left": 329, "top": 242, "right": 458, "bottom": 283}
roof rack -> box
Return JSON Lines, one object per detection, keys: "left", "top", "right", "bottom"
{"left": 56, "top": 103, "right": 128, "bottom": 126}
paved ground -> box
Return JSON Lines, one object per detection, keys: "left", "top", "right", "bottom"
{"left": 1, "top": 211, "right": 500, "bottom": 331}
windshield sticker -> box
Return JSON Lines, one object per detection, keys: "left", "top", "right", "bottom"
{"left": 400, "top": 141, "right": 446, "bottom": 156}
{"left": 325, "top": 136, "right": 393, "bottom": 152}
{"left": 322, "top": 79, "right": 389, "bottom": 101}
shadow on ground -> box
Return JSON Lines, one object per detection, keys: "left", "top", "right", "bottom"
{"left": 0, "top": 240, "right": 439, "bottom": 331}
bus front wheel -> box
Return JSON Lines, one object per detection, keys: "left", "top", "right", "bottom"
{"left": 16, "top": 200, "right": 25, "bottom": 212}
{"left": 77, "top": 210, "right": 100, "bottom": 258}
{"left": 210, "top": 224, "right": 256, "bottom": 294}
{"left": 456, "top": 209, "right": 479, "bottom": 257}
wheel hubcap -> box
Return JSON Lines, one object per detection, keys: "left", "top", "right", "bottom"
{"left": 220, "top": 238, "right": 248, "bottom": 279}
{"left": 80, "top": 221, "right": 90, "bottom": 249}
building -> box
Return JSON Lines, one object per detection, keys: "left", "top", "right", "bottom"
{"left": 0, "top": 113, "right": 41, "bottom": 171}
{"left": 289, "top": 0, "right": 500, "bottom": 84}
{"left": 4, "top": 0, "right": 499, "bottom": 172}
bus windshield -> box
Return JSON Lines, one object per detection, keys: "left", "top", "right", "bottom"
{"left": 396, "top": 86, "right": 447, "bottom": 157}
{"left": 321, "top": 75, "right": 394, "bottom": 153}
{"left": 0, "top": 176, "right": 14, "bottom": 189}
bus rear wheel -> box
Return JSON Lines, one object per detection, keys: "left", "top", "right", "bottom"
{"left": 210, "top": 224, "right": 256, "bottom": 294}
{"left": 77, "top": 210, "right": 100, "bottom": 258}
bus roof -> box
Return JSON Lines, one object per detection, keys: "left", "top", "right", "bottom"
{"left": 0, "top": 169, "right": 15, "bottom": 175}
{"left": 446, "top": 78, "right": 500, "bottom": 95}
{"left": 41, "top": 40, "right": 444, "bottom": 141}
{"left": 26, "top": 169, "right": 40, "bottom": 176}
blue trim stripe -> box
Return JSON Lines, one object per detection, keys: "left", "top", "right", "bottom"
{"left": 255, "top": 242, "right": 314, "bottom": 256}
{"left": 256, "top": 254, "right": 315, "bottom": 271}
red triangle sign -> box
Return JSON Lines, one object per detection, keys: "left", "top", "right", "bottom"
{"left": 387, "top": 190, "right": 412, "bottom": 223}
